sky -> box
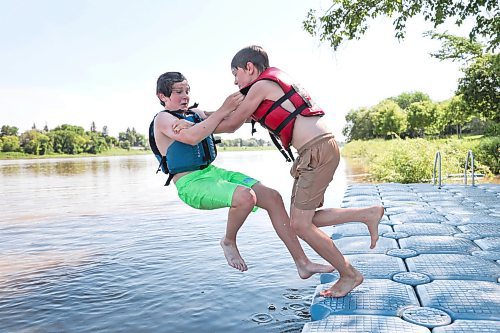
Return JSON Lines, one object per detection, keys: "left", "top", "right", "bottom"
{"left": 0, "top": 0, "right": 472, "bottom": 141}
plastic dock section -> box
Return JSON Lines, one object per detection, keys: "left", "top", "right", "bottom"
{"left": 302, "top": 183, "right": 500, "bottom": 333}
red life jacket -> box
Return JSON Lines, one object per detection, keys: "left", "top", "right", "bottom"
{"left": 240, "top": 67, "right": 324, "bottom": 161}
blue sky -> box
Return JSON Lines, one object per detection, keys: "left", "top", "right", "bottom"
{"left": 0, "top": 0, "right": 470, "bottom": 140}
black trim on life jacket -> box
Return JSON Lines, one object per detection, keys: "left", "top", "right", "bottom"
{"left": 249, "top": 88, "right": 298, "bottom": 162}
{"left": 149, "top": 103, "right": 222, "bottom": 186}
{"left": 259, "top": 89, "right": 296, "bottom": 127}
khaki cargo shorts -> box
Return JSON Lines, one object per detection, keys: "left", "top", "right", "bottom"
{"left": 290, "top": 134, "right": 340, "bottom": 210}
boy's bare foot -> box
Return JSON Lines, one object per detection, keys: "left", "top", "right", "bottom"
{"left": 220, "top": 238, "right": 247, "bottom": 272}
{"left": 297, "top": 261, "right": 335, "bottom": 280}
{"left": 319, "top": 268, "right": 364, "bottom": 298}
{"left": 364, "top": 206, "right": 384, "bottom": 249}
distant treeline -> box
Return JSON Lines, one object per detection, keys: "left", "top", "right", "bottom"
{"left": 343, "top": 91, "right": 499, "bottom": 142}
{"left": 215, "top": 137, "right": 272, "bottom": 148}
{"left": 0, "top": 123, "right": 271, "bottom": 156}
{"left": 0, "top": 123, "right": 146, "bottom": 155}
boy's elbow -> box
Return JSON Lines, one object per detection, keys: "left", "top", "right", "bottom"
{"left": 222, "top": 122, "right": 239, "bottom": 133}
{"left": 176, "top": 133, "right": 200, "bottom": 146}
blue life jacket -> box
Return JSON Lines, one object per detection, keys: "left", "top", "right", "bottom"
{"left": 149, "top": 107, "right": 218, "bottom": 185}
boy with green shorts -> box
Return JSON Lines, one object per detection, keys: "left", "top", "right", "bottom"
{"left": 151, "top": 71, "right": 333, "bottom": 276}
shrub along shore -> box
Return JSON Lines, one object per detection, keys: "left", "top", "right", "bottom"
{"left": 341, "top": 136, "right": 499, "bottom": 183}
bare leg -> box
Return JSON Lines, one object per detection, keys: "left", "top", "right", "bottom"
{"left": 312, "top": 206, "right": 384, "bottom": 249}
{"left": 252, "top": 183, "right": 334, "bottom": 279}
{"left": 290, "top": 207, "right": 363, "bottom": 297}
{"left": 220, "top": 186, "right": 256, "bottom": 272}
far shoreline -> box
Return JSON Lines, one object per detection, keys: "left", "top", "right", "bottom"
{"left": 0, "top": 146, "right": 275, "bottom": 161}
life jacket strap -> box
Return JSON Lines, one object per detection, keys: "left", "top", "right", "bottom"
{"left": 269, "top": 132, "right": 294, "bottom": 162}
{"left": 259, "top": 89, "right": 295, "bottom": 125}
{"left": 274, "top": 103, "right": 308, "bottom": 134}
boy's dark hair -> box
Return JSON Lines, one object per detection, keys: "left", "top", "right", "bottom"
{"left": 231, "top": 45, "right": 269, "bottom": 73}
{"left": 156, "top": 72, "right": 187, "bottom": 106}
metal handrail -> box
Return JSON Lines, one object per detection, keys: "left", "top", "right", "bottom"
{"left": 433, "top": 151, "right": 442, "bottom": 188}
{"left": 464, "top": 150, "right": 475, "bottom": 186}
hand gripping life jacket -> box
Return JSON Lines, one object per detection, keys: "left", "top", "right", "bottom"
{"left": 148, "top": 106, "right": 219, "bottom": 186}
{"left": 240, "top": 67, "right": 325, "bottom": 162}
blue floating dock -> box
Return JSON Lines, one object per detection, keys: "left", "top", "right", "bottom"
{"left": 332, "top": 236, "right": 397, "bottom": 254}
{"left": 417, "top": 280, "right": 500, "bottom": 320}
{"left": 302, "top": 315, "right": 431, "bottom": 333}
{"left": 406, "top": 253, "right": 500, "bottom": 281}
{"left": 475, "top": 237, "right": 500, "bottom": 251}
{"left": 458, "top": 223, "right": 500, "bottom": 237}
{"left": 386, "top": 207, "right": 437, "bottom": 215}
{"left": 432, "top": 319, "right": 500, "bottom": 332}
{"left": 389, "top": 213, "right": 448, "bottom": 224}
{"left": 446, "top": 214, "right": 500, "bottom": 226}
{"left": 399, "top": 235, "right": 480, "bottom": 254}
{"left": 394, "top": 223, "right": 458, "bottom": 236}
{"left": 302, "top": 183, "right": 500, "bottom": 332}
{"left": 320, "top": 254, "right": 406, "bottom": 282}
{"left": 311, "top": 279, "right": 419, "bottom": 317}
{"left": 330, "top": 222, "right": 392, "bottom": 239}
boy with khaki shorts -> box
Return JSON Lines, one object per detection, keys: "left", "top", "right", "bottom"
{"left": 197, "top": 46, "right": 385, "bottom": 297}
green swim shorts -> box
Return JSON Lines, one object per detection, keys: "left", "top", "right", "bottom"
{"left": 174, "top": 164, "right": 259, "bottom": 210}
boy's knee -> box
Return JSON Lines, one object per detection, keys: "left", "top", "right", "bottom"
{"left": 290, "top": 218, "right": 307, "bottom": 237}
{"left": 266, "top": 187, "right": 283, "bottom": 203}
{"left": 232, "top": 187, "right": 257, "bottom": 209}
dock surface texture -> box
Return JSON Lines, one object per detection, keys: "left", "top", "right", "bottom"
{"left": 302, "top": 183, "right": 500, "bottom": 333}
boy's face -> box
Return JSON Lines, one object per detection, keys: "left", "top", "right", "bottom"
{"left": 232, "top": 66, "right": 254, "bottom": 89}
{"left": 163, "top": 80, "right": 190, "bottom": 110}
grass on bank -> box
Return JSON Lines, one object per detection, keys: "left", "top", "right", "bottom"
{"left": 342, "top": 136, "right": 499, "bottom": 183}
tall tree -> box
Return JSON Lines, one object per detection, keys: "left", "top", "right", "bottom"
{"left": 303, "top": 0, "right": 499, "bottom": 52}
{"left": 1, "top": 125, "right": 19, "bottom": 137}
{"left": 458, "top": 53, "right": 500, "bottom": 121}
{"left": 428, "top": 33, "right": 499, "bottom": 122}
{"left": 406, "top": 100, "right": 438, "bottom": 137}
{"left": 390, "top": 91, "right": 431, "bottom": 110}
{"left": 372, "top": 100, "right": 407, "bottom": 138}
{"left": 343, "top": 107, "right": 376, "bottom": 141}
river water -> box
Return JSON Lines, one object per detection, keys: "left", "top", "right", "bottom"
{"left": 0, "top": 151, "right": 355, "bottom": 333}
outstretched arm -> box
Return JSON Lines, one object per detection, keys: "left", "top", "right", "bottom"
{"left": 214, "top": 83, "right": 266, "bottom": 134}
{"left": 159, "top": 92, "right": 243, "bottom": 145}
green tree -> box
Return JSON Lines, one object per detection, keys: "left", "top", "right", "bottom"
{"left": 1, "top": 125, "right": 19, "bottom": 137}
{"left": 390, "top": 91, "right": 431, "bottom": 110}
{"left": 428, "top": 33, "right": 499, "bottom": 122}
{"left": 406, "top": 100, "right": 438, "bottom": 137}
{"left": 342, "top": 107, "right": 376, "bottom": 141}
{"left": 439, "top": 95, "right": 472, "bottom": 137}
{"left": 84, "top": 132, "right": 109, "bottom": 154}
{"left": 458, "top": 53, "right": 500, "bottom": 121}
{"left": 105, "top": 135, "right": 118, "bottom": 147}
{"left": 303, "top": 0, "right": 499, "bottom": 52}
{"left": 119, "top": 127, "right": 136, "bottom": 146}
{"left": 20, "top": 130, "right": 51, "bottom": 155}
{"left": 0, "top": 135, "right": 21, "bottom": 152}
{"left": 119, "top": 139, "right": 131, "bottom": 150}
{"left": 49, "top": 126, "right": 86, "bottom": 154}
{"left": 372, "top": 100, "right": 407, "bottom": 138}
{"left": 53, "top": 124, "right": 86, "bottom": 135}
